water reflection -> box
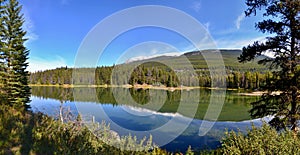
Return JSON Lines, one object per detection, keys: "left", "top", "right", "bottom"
{"left": 30, "top": 86, "right": 261, "bottom": 152}
{"left": 31, "top": 86, "right": 258, "bottom": 121}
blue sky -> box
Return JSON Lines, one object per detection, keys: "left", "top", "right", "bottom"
{"left": 20, "top": 0, "right": 267, "bottom": 72}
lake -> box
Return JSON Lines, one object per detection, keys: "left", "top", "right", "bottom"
{"left": 29, "top": 86, "right": 263, "bottom": 152}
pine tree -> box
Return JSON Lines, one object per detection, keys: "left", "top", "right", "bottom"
{"left": 0, "top": 0, "right": 7, "bottom": 99}
{"left": 2, "top": 0, "right": 30, "bottom": 108}
{"left": 239, "top": 0, "right": 300, "bottom": 131}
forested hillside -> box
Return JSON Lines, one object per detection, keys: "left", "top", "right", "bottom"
{"left": 131, "top": 49, "right": 268, "bottom": 71}
{"left": 29, "top": 49, "right": 272, "bottom": 89}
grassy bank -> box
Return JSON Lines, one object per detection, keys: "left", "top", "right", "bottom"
{"left": 0, "top": 103, "right": 169, "bottom": 154}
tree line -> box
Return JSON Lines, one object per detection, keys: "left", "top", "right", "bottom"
{"left": 30, "top": 64, "right": 273, "bottom": 90}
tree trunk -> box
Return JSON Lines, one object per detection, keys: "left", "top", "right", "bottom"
{"left": 291, "top": 88, "right": 297, "bottom": 132}
{"left": 59, "top": 102, "right": 64, "bottom": 124}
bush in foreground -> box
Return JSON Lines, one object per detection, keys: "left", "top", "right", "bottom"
{"left": 221, "top": 124, "right": 300, "bottom": 155}
{"left": 0, "top": 102, "right": 172, "bottom": 154}
{"left": 32, "top": 114, "right": 161, "bottom": 154}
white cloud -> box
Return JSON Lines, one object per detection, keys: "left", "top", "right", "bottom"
{"left": 190, "top": 1, "right": 201, "bottom": 13}
{"left": 27, "top": 56, "right": 68, "bottom": 72}
{"left": 125, "top": 52, "right": 182, "bottom": 63}
{"left": 262, "top": 51, "right": 276, "bottom": 58}
{"left": 116, "top": 41, "right": 182, "bottom": 64}
{"left": 125, "top": 105, "right": 185, "bottom": 118}
{"left": 216, "top": 36, "right": 267, "bottom": 49}
{"left": 235, "top": 13, "right": 245, "bottom": 30}
{"left": 216, "top": 36, "right": 276, "bottom": 57}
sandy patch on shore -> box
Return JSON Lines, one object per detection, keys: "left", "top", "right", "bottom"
{"left": 238, "top": 91, "right": 282, "bottom": 96}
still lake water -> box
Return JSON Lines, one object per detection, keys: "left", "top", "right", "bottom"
{"left": 30, "top": 86, "right": 264, "bottom": 152}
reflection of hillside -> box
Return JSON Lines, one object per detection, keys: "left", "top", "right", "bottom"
{"left": 31, "top": 87, "right": 259, "bottom": 121}
{"left": 31, "top": 86, "right": 74, "bottom": 101}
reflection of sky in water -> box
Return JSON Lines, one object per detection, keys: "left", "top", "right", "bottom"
{"left": 30, "top": 96, "right": 78, "bottom": 117}
{"left": 30, "top": 96, "right": 266, "bottom": 152}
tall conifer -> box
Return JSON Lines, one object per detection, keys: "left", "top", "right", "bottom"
{"left": 2, "top": 0, "right": 30, "bottom": 108}
{"left": 239, "top": 0, "right": 300, "bottom": 131}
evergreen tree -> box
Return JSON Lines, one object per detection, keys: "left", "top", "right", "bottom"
{"left": 2, "top": 0, "right": 30, "bottom": 108}
{"left": 238, "top": 0, "right": 300, "bottom": 131}
{"left": 0, "top": 0, "right": 7, "bottom": 99}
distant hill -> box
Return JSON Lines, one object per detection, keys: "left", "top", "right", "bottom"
{"left": 126, "top": 49, "right": 268, "bottom": 72}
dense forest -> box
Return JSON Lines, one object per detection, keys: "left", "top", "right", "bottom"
{"left": 29, "top": 50, "right": 273, "bottom": 89}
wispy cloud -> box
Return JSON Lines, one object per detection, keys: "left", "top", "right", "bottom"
{"left": 216, "top": 36, "right": 267, "bottom": 49}
{"left": 116, "top": 42, "right": 181, "bottom": 64}
{"left": 27, "top": 56, "right": 68, "bottom": 72}
{"left": 190, "top": 1, "right": 201, "bottom": 13}
{"left": 22, "top": 9, "right": 39, "bottom": 46}
{"left": 216, "top": 36, "right": 276, "bottom": 57}
{"left": 235, "top": 13, "right": 245, "bottom": 30}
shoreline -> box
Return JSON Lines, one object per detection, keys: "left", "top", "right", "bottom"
{"left": 29, "top": 84, "right": 239, "bottom": 91}
{"left": 30, "top": 84, "right": 279, "bottom": 96}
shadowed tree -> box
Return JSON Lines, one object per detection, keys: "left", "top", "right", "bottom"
{"left": 238, "top": 0, "right": 300, "bottom": 131}
{"left": 1, "top": 0, "right": 30, "bottom": 108}
{"left": 0, "top": 0, "right": 7, "bottom": 100}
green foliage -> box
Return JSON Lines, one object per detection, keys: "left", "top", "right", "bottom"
{"left": 136, "top": 49, "right": 268, "bottom": 72}
{"left": 32, "top": 114, "right": 103, "bottom": 154}
{"left": 84, "top": 121, "right": 155, "bottom": 153}
{"left": 221, "top": 123, "right": 300, "bottom": 155}
{"left": 31, "top": 114, "right": 174, "bottom": 154}
{"left": 0, "top": 0, "right": 30, "bottom": 108}
{"left": 0, "top": 104, "right": 25, "bottom": 154}
{"left": 239, "top": 0, "right": 300, "bottom": 131}
{"left": 0, "top": 0, "right": 7, "bottom": 94}
{"left": 185, "top": 145, "right": 194, "bottom": 155}
{"left": 30, "top": 64, "right": 271, "bottom": 90}
{"left": 29, "top": 67, "right": 73, "bottom": 85}
{"left": 0, "top": 103, "right": 170, "bottom": 154}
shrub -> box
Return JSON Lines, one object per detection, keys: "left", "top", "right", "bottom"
{"left": 221, "top": 123, "right": 300, "bottom": 155}
{"left": 31, "top": 114, "right": 163, "bottom": 154}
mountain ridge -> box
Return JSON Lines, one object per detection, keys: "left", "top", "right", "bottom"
{"left": 125, "top": 49, "right": 268, "bottom": 72}
{"left": 125, "top": 49, "right": 244, "bottom": 64}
